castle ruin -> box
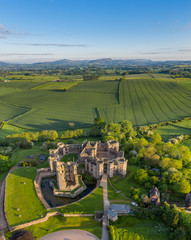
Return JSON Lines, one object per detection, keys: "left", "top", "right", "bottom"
{"left": 49, "top": 140, "right": 127, "bottom": 182}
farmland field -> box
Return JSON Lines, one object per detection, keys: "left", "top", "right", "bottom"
{"left": 0, "top": 78, "right": 190, "bottom": 130}
{"left": 100, "top": 79, "right": 191, "bottom": 126}
{"left": 172, "top": 119, "right": 191, "bottom": 129}
{"left": 32, "top": 81, "right": 79, "bottom": 90}
{"left": 154, "top": 125, "right": 191, "bottom": 141}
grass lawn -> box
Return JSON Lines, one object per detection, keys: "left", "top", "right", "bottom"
{"left": 60, "top": 154, "right": 78, "bottom": 163}
{"left": 108, "top": 179, "right": 131, "bottom": 204}
{"left": 110, "top": 165, "right": 139, "bottom": 197}
{"left": 154, "top": 124, "right": 191, "bottom": 141}
{"left": 59, "top": 186, "right": 103, "bottom": 214}
{"left": 5, "top": 167, "right": 47, "bottom": 226}
{"left": 109, "top": 216, "right": 169, "bottom": 240}
{"left": 5, "top": 216, "right": 102, "bottom": 240}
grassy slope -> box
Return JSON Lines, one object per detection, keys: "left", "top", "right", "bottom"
{"left": 59, "top": 186, "right": 103, "bottom": 214}
{"left": 110, "top": 165, "right": 139, "bottom": 196}
{"left": 5, "top": 167, "right": 47, "bottom": 226}
{"left": 5, "top": 216, "right": 102, "bottom": 240}
{"left": 109, "top": 216, "right": 169, "bottom": 240}
{"left": 108, "top": 180, "right": 131, "bottom": 204}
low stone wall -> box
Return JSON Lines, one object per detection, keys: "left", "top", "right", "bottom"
{"left": 52, "top": 180, "right": 100, "bottom": 210}
{"left": 34, "top": 170, "right": 56, "bottom": 209}
{"left": 9, "top": 212, "right": 58, "bottom": 232}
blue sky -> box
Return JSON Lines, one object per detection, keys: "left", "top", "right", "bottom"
{"left": 0, "top": 0, "right": 191, "bottom": 63}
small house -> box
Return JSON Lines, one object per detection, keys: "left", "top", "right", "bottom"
{"left": 150, "top": 187, "right": 160, "bottom": 206}
{"left": 185, "top": 193, "right": 191, "bottom": 209}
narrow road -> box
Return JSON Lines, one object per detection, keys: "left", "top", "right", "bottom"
{"left": 100, "top": 174, "right": 110, "bottom": 240}
{"left": 40, "top": 229, "right": 99, "bottom": 240}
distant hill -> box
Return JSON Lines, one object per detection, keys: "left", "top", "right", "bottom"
{"left": 33, "top": 58, "right": 153, "bottom": 67}
{"left": 0, "top": 61, "right": 10, "bottom": 66}
{"left": 1, "top": 58, "right": 191, "bottom": 69}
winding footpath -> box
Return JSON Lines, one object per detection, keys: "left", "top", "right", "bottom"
{"left": 100, "top": 174, "right": 110, "bottom": 240}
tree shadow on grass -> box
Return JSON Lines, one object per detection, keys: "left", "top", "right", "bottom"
{"left": 17, "top": 118, "right": 94, "bottom": 131}
{"left": 10, "top": 167, "right": 36, "bottom": 180}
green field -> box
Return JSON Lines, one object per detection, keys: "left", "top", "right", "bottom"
{"left": 32, "top": 81, "right": 79, "bottom": 90}
{"left": 5, "top": 216, "right": 102, "bottom": 240}
{"left": 155, "top": 124, "right": 191, "bottom": 141}
{"left": 172, "top": 119, "right": 191, "bottom": 129}
{"left": 100, "top": 79, "right": 191, "bottom": 126}
{"left": 110, "top": 165, "right": 140, "bottom": 197}
{"left": 5, "top": 167, "right": 47, "bottom": 226}
{"left": 0, "top": 78, "right": 190, "bottom": 130}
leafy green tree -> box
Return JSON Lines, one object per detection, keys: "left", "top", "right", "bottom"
{"left": 134, "top": 169, "right": 149, "bottom": 184}
{"left": 173, "top": 178, "right": 191, "bottom": 194}
{"left": 150, "top": 133, "right": 162, "bottom": 144}
{"left": 168, "top": 171, "right": 182, "bottom": 184}
{"left": 0, "top": 154, "right": 10, "bottom": 172}
{"left": 173, "top": 228, "right": 186, "bottom": 240}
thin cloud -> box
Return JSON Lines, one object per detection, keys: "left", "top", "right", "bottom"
{"left": 0, "top": 53, "right": 54, "bottom": 56}
{"left": 0, "top": 24, "right": 44, "bottom": 38}
{"left": 176, "top": 49, "right": 191, "bottom": 52}
{"left": 11, "top": 42, "right": 88, "bottom": 47}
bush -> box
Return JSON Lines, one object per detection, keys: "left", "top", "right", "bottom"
{"left": 19, "top": 140, "right": 34, "bottom": 149}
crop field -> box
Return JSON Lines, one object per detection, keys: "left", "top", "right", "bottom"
{"left": 32, "top": 81, "right": 79, "bottom": 90}
{"left": 0, "top": 78, "right": 190, "bottom": 130}
{"left": 100, "top": 79, "right": 191, "bottom": 126}
{"left": 151, "top": 73, "right": 173, "bottom": 79}
{"left": 172, "top": 119, "right": 191, "bottom": 129}
{"left": 0, "top": 82, "right": 44, "bottom": 89}
{"left": 69, "top": 80, "right": 119, "bottom": 93}
{"left": 126, "top": 73, "right": 153, "bottom": 79}
{"left": 0, "top": 88, "right": 117, "bottom": 130}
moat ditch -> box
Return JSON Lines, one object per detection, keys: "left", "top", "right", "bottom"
{"left": 41, "top": 177, "right": 97, "bottom": 208}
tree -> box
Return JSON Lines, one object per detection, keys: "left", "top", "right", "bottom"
{"left": 134, "top": 169, "right": 149, "bottom": 184}
{"left": 173, "top": 227, "right": 186, "bottom": 240}
{"left": 10, "top": 229, "right": 34, "bottom": 240}
{"left": 0, "top": 154, "right": 10, "bottom": 172}
{"left": 150, "top": 133, "right": 162, "bottom": 144}
{"left": 120, "top": 120, "right": 137, "bottom": 139}
{"left": 168, "top": 171, "right": 182, "bottom": 184}
{"left": 174, "top": 178, "right": 191, "bottom": 194}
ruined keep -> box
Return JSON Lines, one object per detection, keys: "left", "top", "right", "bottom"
{"left": 49, "top": 140, "right": 127, "bottom": 181}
